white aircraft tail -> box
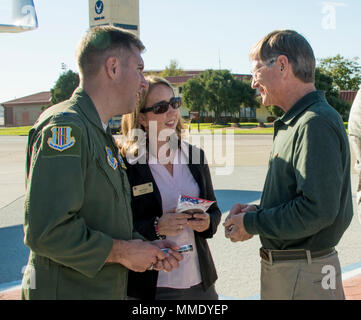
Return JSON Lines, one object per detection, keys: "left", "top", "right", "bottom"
{"left": 0, "top": 0, "right": 38, "bottom": 33}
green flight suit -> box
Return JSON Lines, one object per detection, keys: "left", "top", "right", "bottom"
{"left": 21, "top": 88, "right": 141, "bottom": 300}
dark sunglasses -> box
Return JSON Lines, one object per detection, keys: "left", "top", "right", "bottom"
{"left": 140, "top": 97, "right": 182, "bottom": 114}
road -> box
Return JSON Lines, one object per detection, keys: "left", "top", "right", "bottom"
{"left": 0, "top": 134, "right": 360, "bottom": 299}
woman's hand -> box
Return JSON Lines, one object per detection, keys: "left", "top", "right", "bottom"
{"left": 158, "top": 209, "right": 189, "bottom": 236}
{"left": 187, "top": 212, "right": 210, "bottom": 233}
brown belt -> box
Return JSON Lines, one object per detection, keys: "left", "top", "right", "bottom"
{"left": 260, "top": 247, "right": 335, "bottom": 263}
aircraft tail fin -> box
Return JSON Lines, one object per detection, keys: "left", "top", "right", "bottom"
{"left": 0, "top": 0, "right": 38, "bottom": 33}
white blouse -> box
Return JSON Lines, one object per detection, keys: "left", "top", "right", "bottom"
{"left": 149, "top": 142, "right": 202, "bottom": 289}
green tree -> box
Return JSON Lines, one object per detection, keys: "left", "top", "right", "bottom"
{"left": 266, "top": 104, "right": 284, "bottom": 118}
{"left": 319, "top": 54, "right": 361, "bottom": 90}
{"left": 204, "top": 70, "right": 233, "bottom": 120}
{"left": 183, "top": 70, "right": 258, "bottom": 123}
{"left": 48, "top": 70, "right": 79, "bottom": 107}
{"left": 197, "top": 70, "right": 241, "bottom": 122}
{"left": 182, "top": 78, "right": 206, "bottom": 113}
{"left": 234, "top": 79, "right": 259, "bottom": 119}
{"left": 159, "top": 59, "right": 185, "bottom": 77}
{"left": 315, "top": 68, "right": 351, "bottom": 119}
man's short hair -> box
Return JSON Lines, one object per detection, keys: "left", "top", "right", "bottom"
{"left": 76, "top": 26, "right": 145, "bottom": 79}
{"left": 249, "top": 30, "right": 315, "bottom": 83}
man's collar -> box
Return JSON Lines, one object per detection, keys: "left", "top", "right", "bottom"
{"left": 279, "top": 90, "right": 327, "bottom": 126}
{"left": 70, "top": 87, "right": 105, "bottom": 132}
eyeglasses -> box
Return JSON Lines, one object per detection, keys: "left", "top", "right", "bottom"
{"left": 250, "top": 58, "right": 277, "bottom": 80}
{"left": 140, "top": 97, "right": 182, "bottom": 114}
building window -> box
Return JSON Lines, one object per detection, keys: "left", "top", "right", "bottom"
{"left": 250, "top": 107, "right": 256, "bottom": 118}
{"left": 178, "top": 86, "right": 182, "bottom": 94}
{"left": 240, "top": 107, "right": 256, "bottom": 118}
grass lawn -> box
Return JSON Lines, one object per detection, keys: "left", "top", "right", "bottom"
{"left": 188, "top": 123, "right": 274, "bottom": 134}
{"left": 1, "top": 123, "right": 271, "bottom": 136}
{"left": 189, "top": 123, "right": 260, "bottom": 130}
{"left": 0, "top": 126, "right": 32, "bottom": 136}
{"left": 0, "top": 122, "right": 349, "bottom": 136}
{"left": 188, "top": 122, "right": 349, "bottom": 135}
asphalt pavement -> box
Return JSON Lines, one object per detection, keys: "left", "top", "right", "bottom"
{"left": 0, "top": 134, "right": 360, "bottom": 300}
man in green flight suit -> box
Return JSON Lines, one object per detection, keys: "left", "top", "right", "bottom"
{"left": 21, "top": 26, "right": 182, "bottom": 300}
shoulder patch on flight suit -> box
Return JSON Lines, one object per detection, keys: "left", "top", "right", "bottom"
{"left": 42, "top": 124, "right": 82, "bottom": 157}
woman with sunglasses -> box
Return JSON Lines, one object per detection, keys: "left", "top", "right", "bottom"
{"left": 119, "top": 76, "right": 221, "bottom": 300}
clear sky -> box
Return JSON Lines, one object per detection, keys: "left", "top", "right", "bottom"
{"left": 0, "top": 0, "right": 360, "bottom": 104}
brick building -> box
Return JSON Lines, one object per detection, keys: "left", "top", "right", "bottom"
{"left": 339, "top": 90, "right": 359, "bottom": 104}
{"left": 1, "top": 92, "right": 50, "bottom": 127}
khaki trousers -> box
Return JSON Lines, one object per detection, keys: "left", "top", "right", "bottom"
{"left": 260, "top": 250, "right": 345, "bottom": 300}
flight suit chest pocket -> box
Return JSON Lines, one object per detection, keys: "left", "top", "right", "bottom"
{"left": 96, "top": 157, "right": 122, "bottom": 200}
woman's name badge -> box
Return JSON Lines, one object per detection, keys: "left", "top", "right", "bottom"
{"left": 132, "top": 182, "right": 153, "bottom": 197}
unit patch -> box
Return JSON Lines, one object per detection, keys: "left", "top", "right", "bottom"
{"left": 118, "top": 154, "right": 127, "bottom": 170}
{"left": 106, "top": 147, "right": 118, "bottom": 170}
{"left": 47, "top": 126, "right": 76, "bottom": 152}
{"left": 42, "top": 124, "right": 81, "bottom": 158}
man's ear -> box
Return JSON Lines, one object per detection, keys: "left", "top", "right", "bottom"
{"left": 104, "top": 56, "right": 120, "bottom": 80}
{"left": 278, "top": 55, "right": 289, "bottom": 73}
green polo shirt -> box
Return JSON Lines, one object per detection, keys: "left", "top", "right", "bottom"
{"left": 243, "top": 91, "right": 353, "bottom": 251}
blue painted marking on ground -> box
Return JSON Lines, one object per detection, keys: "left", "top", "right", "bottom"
{"left": 214, "top": 189, "right": 262, "bottom": 213}
{"left": 0, "top": 280, "right": 21, "bottom": 292}
{"left": 219, "top": 294, "right": 241, "bottom": 300}
{"left": 243, "top": 294, "right": 260, "bottom": 300}
{"left": 0, "top": 224, "right": 29, "bottom": 284}
{"left": 341, "top": 261, "right": 361, "bottom": 273}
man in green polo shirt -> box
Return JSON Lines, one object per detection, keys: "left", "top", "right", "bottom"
{"left": 21, "top": 26, "right": 182, "bottom": 300}
{"left": 224, "top": 30, "right": 353, "bottom": 300}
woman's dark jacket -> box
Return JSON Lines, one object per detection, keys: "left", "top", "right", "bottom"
{"left": 125, "top": 143, "right": 221, "bottom": 300}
